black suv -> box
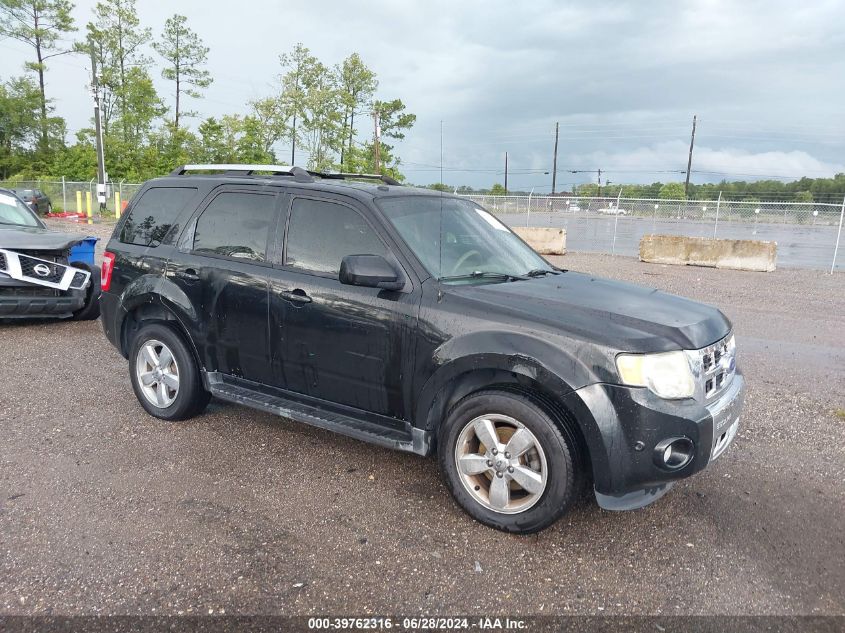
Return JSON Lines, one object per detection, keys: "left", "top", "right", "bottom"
{"left": 99, "top": 164, "right": 744, "bottom": 533}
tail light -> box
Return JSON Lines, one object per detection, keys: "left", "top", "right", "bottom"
{"left": 101, "top": 251, "right": 116, "bottom": 291}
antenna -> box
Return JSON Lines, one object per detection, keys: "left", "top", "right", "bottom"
{"left": 439, "top": 120, "right": 444, "bottom": 280}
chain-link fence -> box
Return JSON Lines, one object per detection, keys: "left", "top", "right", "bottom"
{"left": 0, "top": 179, "right": 143, "bottom": 217}
{"left": 463, "top": 195, "right": 845, "bottom": 271}
{"left": 2, "top": 180, "right": 842, "bottom": 270}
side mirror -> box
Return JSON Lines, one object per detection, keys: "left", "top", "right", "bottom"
{"left": 339, "top": 254, "right": 403, "bottom": 291}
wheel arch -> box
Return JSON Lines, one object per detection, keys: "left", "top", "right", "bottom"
{"left": 119, "top": 298, "right": 202, "bottom": 374}
{"left": 416, "top": 359, "right": 593, "bottom": 479}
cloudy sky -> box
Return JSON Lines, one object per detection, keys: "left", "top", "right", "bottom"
{"left": 2, "top": 0, "right": 845, "bottom": 190}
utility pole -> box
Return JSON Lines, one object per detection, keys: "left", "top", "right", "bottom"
{"left": 597, "top": 168, "right": 602, "bottom": 197}
{"left": 684, "top": 114, "right": 697, "bottom": 198}
{"left": 504, "top": 152, "right": 508, "bottom": 194}
{"left": 290, "top": 119, "right": 296, "bottom": 165}
{"left": 89, "top": 41, "right": 107, "bottom": 216}
{"left": 373, "top": 109, "right": 381, "bottom": 172}
{"left": 439, "top": 120, "right": 443, "bottom": 186}
{"left": 551, "top": 122, "right": 559, "bottom": 194}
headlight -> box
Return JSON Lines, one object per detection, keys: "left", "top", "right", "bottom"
{"left": 616, "top": 350, "right": 695, "bottom": 399}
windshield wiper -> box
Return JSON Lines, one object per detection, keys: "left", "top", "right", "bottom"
{"left": 525, "top": 268, "right": 558, "bottom": 277}
{"left": 440, "top": 271, "right": 528, "bottom": 283}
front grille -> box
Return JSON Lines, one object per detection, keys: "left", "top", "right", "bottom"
{"left": 0, "top": 248, "right": 89, "bottom": 291}
{"left": 15, "top": 250, "right": 66, "bottom": 263}
{"left": 18, "top": 254, "right": 66, "bottom": 284}
{"left": 0, "top": 252, "right": 6, "bottom": 271}
{"left": 699, "top": 334, "right": 736, "bottom": 400}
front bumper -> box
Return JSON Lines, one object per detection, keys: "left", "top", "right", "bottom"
{"left": 0, "top": 289, "right": 85, "bottom": 317}
{"left": 563, "top": 372, "right": 745, "bottom": 511}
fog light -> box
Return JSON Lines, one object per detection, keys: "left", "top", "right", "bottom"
{"left": 654, "top": 437, "right": 694, "bottom": 470}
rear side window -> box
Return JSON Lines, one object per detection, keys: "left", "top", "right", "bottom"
{"left": 285, "top": 198, "right": 387, "bottom": 274}
{"left": 120, "top": 187, "right": 196, "bottom": 246}
{"left": 193, "top": 192, "right": 276, "bottom": 262}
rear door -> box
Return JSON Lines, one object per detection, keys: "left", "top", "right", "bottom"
{"left": 110, "top": 184, "right": 200, "bottom": 299}
{"left": 268, "top": 193, "right": 420, "bottom": 419}
{"left": 168, "top": 187, "right": 282, "bottom": 385}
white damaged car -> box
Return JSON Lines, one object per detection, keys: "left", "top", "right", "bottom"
{"left": 0, "top": 188, "right": 100, "bottom": 320}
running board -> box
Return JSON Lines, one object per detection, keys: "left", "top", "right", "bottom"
{"left": 205, "top": 372, "right": 430, "bottom": 455}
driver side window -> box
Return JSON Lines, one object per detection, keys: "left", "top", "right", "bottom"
{"left": 285, "top": 198, "right": 387, "bottom": 275}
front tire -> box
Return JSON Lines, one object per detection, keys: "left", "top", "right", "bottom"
{"left": 71, "top": 264, "right": 101, "bottom": 321}
{"left": 438, "top": 390, "right": 579, "bottom": 533}
{"left": 128, "top": 323, "right": 210, "bottom": 421}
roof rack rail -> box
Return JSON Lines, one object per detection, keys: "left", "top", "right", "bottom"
{"left": 315, "top": 172, "right": 401, "bottom": 186}
{"left": 170, "top": 164, "right": 313, "bottom": 182}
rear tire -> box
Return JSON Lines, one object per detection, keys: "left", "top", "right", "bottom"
{"left": 128, "top": 323, "right": 210, "bottom": 421}
{"left": 438, "top": 389, "right": 580, "bottom": 533}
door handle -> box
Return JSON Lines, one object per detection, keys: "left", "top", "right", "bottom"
{"left": 279, "top": 289, "right": 312, "bottom": 304}
{"left": 174, "top": 268, "right": 199, "bottom": 281}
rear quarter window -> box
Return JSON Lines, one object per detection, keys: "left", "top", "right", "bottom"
{"left": 120, "top": 187, "right": 197, "bottom": 246}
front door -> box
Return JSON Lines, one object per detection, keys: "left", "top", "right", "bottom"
{"left": 169, "top": 188, "right": 281, "bottom": 385}
{"left": 269, "top": 195, "right": 419, "bottom": 419}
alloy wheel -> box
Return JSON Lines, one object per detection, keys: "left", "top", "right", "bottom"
{"left": 454, "top": 413, "right": 548, "bottom": 514}
{"left": 135, "top": 339, "right": 180, "bottom": 408}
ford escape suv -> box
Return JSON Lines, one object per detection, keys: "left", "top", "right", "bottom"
{"left": 99, "top": 164, "right": 744, "bottom": 533}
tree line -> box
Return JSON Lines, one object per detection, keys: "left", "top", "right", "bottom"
{"left": 0, "top": 0, "right": 416, "bottom": 181}
{"left": 572, "top": 178, "right": 845, "bottom": 204}
{"left": 424, "top": 176, "right": 845, "bottom": 203}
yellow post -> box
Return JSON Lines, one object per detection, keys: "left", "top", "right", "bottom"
{"left": 114, "top": 191, "right": 121, "bottom": 218}
{"left": 76, "top": 190, "right": 82, "bottom": 214}
{"left": 85, "top": 191, "right": 92, "bottom": 218}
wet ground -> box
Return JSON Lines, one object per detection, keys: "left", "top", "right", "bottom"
{"left": 0, "top": 220, "right": 843, "bottom": 616}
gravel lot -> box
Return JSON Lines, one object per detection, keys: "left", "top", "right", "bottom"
{"left": 1, "top": 219, "right": 843, "bottom": 616}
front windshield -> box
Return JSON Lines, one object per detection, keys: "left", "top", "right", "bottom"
{"left": 0, "top": 191, "right": 42, "bottom": 228}
{"left": 378, "top": 195, "right": 553, "bottom": 282}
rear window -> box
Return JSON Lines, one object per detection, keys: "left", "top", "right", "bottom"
{"left": 193, "top": 192, "right": 276, "bottom": 262}
{"left": 120, "top": 187, "right": 197, "bottom": 246}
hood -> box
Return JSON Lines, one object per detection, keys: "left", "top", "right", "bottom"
{"left": 449, "top": 271, "right": 731, "bottom": 352}
{"left": 0, "top": 225, "right": 84, "bottom": 251}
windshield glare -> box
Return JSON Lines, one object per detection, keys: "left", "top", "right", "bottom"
{"left": 378, "top": 196, "right": 553, "bottom": 282}
{"left": 0, "top": 192, "right": 42, "bottom": 228}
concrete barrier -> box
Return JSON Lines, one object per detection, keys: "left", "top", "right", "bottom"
{"left": 513, "top": 227, "right": 566, "bottom": 255}
{"left": 639, "top": 234, "right": 777, "bottom": 272}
